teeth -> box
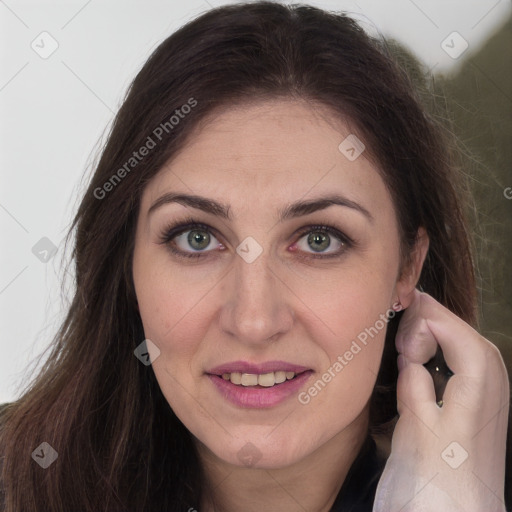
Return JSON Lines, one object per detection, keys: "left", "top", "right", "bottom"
{"left": 230, "top": 372, "right": 242, "bottom": 385}
{"left": 241, "top": 373, "right": 258, "bottom": 386}
{"left": 257, "top": 372, "right": 275, "bottom": 387}
{"left": 220, "top": 370, "right": 298, "bottom": 387}
{"left": 274, "top": 371, "right": 286, "bottom": 384}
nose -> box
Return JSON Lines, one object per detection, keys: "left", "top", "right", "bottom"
{"left": 218, "top": 250, "right": 294, "bottom": 347}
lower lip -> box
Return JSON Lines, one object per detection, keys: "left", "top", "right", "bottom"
{"left": 207, "top": 371, "right": 313, "bottom": 409}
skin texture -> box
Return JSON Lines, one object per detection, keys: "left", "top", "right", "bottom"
{"left": 132, "top": 99, "right": 431, "bottom": 512}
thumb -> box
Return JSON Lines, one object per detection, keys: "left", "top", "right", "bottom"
{"left": 396, "top": 357, "right": 437, "bottom": 417}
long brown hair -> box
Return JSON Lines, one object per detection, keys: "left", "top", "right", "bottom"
{"left": 1, "top": 2, "right": 507, "bottom": 510}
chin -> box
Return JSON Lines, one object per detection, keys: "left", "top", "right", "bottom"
{"left": 204, "top": 431, "right": 315, "bottom": 469}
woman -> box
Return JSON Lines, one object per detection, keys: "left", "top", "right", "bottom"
{"left": 0, "top": 2, "right": 510, "bottom": 511}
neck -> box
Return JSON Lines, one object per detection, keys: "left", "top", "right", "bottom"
{"left": 197, "top": 406, "right": 370, "bottom": 512}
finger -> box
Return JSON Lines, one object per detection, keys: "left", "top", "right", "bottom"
{"left": 396, "top": 358, "right": 438, "bottom": 417}
{"left": 395, "top": 289, "right": 438, "bottom": 365}
{"left": 411, "top": 292, "right": 496, "bottom": 377}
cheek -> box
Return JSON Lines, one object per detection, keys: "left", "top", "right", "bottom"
{"left": 295, "top": 296, "right": 389, "bottom": 439}
{"left": 294, "top": 253, "right": 396, "bottom": 346}
{"left": 133, "top": 251, "right": 221, "bottom": 361}
{"left": 133, "top": 260, "right": 214, "bottom": 415}
{"left": 291, "top": 255, "right": 396, "bottom": 410}
{"left": 301, "top": 293, "right": 389, "bottom": 401}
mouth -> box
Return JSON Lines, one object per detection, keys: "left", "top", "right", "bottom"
{"left": 206, "top": 361, "right": 314, "bottom": 408}
{"left": 217, "top": 370, "right": 306, "bottom": 388}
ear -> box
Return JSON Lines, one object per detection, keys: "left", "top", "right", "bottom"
{"left": 395, "top": 227, "right": 429, "bottom": 309}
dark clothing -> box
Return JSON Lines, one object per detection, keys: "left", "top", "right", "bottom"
{"left": 329, "top": 434, "right": 387, "bottom": 511}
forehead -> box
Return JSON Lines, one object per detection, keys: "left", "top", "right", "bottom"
{"left": 141, "top": 99, "right": 393, "bottom": 222}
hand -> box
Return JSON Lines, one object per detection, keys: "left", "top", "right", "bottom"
{"left": 372, "top": 289, "right": 510, "bottom": 512}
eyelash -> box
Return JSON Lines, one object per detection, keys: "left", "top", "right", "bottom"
{"left": 157, "top": 216, "right": 355, "bottom": 261}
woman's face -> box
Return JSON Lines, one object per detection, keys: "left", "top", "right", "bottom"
{"left": 133, "top": 99, "right": 411, "bottom": 468}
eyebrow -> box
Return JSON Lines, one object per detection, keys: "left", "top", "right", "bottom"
{"left": 148, "top": 192, "right": 374, "bottom": 223}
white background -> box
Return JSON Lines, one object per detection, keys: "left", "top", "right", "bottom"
{"left": 1, "top": 0, "right": 510, "bottom": 403}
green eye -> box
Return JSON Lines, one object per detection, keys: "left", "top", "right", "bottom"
{"left": 306, "top": 231, "right": 331, "bottom": 252}
{"left": 186, "top": 229, "right": 212, "bottom": 251}
{"left": 293, "top": 225, "right": 351, "bottom": 259}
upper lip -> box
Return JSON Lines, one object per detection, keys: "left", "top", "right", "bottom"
{"left": 207, "top": 360, "right": 311, "bottom": 375}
